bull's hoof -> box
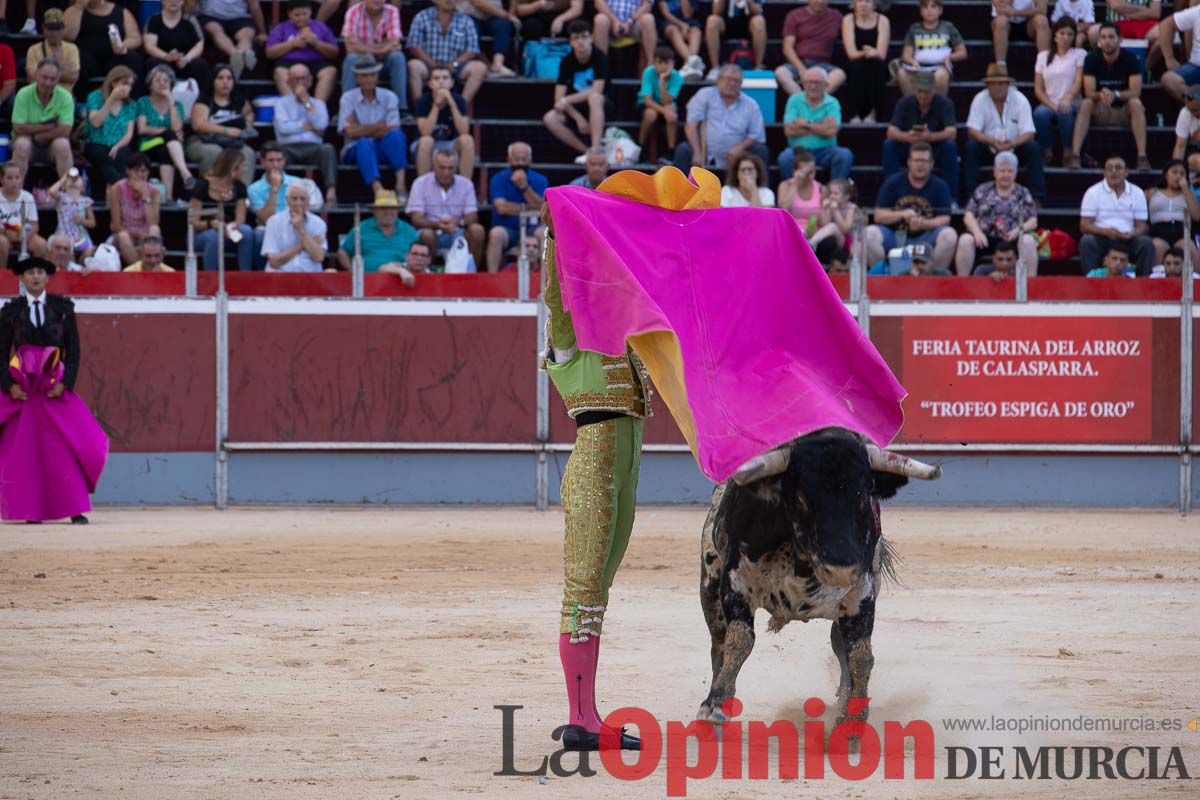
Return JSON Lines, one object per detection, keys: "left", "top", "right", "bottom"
{"left": 696, "top": 705, "right": 729, "bottom": 725}
{"left": 834, "top": 715, "right": 868, "bottom": 755}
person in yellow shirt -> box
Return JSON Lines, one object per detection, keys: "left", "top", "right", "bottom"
{"left": 24, "top": 10, "right": 81, "bottom": 96}
{"left": 122, "top": 237, "right": 177, "bottom": 272}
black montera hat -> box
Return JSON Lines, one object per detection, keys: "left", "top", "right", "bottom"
{"left": 12, "top": 256, "right": 56, "bottom": 276}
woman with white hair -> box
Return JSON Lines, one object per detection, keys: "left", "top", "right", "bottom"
{"left": 135, "top": 63, "right": 197, "bottom": 202}
{"left": 954, "top": 151, "right": 1039, "bottom": 275}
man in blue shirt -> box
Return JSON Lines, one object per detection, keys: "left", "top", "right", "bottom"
{"left": 864, "top": 141, "right": 958, "bottom": 273}
{"left": 673, "top": 64, "right": 768, "bottom": 172}
{"left": 486, "top": 141, "right": 548, "bottom": 272}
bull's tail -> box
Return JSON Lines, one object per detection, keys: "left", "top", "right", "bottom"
{"left": 874, "top": 536, "right": 902, "bottom": 588}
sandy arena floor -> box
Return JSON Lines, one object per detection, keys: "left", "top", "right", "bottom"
{"left": 0, "top": 506, "right": 1198, "bottom": 799}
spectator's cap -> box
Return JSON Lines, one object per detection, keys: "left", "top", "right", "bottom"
{"left": 370, "top": 191, "right": 403, "bottom": 208}
{"left": 1186, "top": 84, "right": 1200, "bottom": 103}
{"left": 353, "top": 56, "right": 384, "bottom": 75}
{"left": 982, "top": 63, "right": 1014, "bottom": 83}
{"left": 911, "top": 71, "right": 935, "bottom": 91}
{"left": 43, "top": 8, "right": 65, "bottom": 28}
{"left": 910, "top": 244, "right": 931, "bottom": 263}
{"left": 12, "top": 256, "right": 56, "bottom": 276}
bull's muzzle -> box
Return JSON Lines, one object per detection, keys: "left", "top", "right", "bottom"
{"left": 816, "top": 563, "right": 860, "bottom": 588}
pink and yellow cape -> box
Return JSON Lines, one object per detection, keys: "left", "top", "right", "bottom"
{"left": 545, "top": 167, "right": 906, "bottom": 483}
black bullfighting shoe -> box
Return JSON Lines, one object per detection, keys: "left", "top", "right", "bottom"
{"left": 560, "top": 725, "right": 641, "bottom": 751}
{"left": 71, "top": 515, "right": 89, "bottom": 525}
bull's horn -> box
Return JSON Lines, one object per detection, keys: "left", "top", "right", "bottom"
{"left": 731, "top": 448, "right": 791, "bottom": 486}
{"left": 865, "top": 444, "right": 943, "bottom": 480}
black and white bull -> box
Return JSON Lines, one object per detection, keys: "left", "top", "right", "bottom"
{"left": 697, "top": 428, "right": 941, "bottom": 725}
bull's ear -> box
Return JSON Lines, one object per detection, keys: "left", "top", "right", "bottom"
{"left": 871, "top": 471, "right": 908, "bottom": 500}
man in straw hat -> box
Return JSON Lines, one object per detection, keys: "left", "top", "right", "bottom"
{"left": 0, "top": 257, "right": 108, "bottom": 524}
{"left": 336, "top": 190, "right": 418, "bottom": 276}
{"left": 963, "top": 62, "right": 1044, "bottom": 202}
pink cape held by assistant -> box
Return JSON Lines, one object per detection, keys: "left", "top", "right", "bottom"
{"left": 544, "top": 167, "right": 906, "bottom": 483}
{"left": 0, "top": 345, "right": 108, "bottom": 521}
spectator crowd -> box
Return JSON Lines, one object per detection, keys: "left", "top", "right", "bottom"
{"left": 0, "top": 0, "right": 1197, "bottom": 279}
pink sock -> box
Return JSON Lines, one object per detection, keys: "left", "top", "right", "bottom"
{"left": 559, "top": 633, "right": 603, "bottom": 732}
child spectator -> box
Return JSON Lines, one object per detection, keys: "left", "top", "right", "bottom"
{"left": 657, "top": 0, "right": 704, "bottom": 79}
{"left": 824, "top": 247, "right": 851, "bottom": 274}
{"left": 1085, "top": 242, "right": 1135, "bottom": 277}
{"left": 0, "top": 162, "right": 44, "bottom": 263}
{"left": 543, "top": 21, "right": 612, "bottom": 163}
{"left": 810, "top": 177, "right": 858, "bottom": 253}
{"left": 637, "top": 46, "right": 682, "bottom": 153}
{"left": 49, "top": 169, "right": 96, "bottom": 263}
{"left": 898, "top": 0, "right": 966, "bottom": 97}
{"left": 266, "top": 0, "right": 340, "bottom": 104}
{"left": 414, "top": 63, "right": 474, "bottom": 177}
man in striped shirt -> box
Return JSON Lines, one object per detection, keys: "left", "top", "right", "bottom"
{"left": 341, "top": 0, "right": 408, "bottom": 111}
{"left": 407, "top": 0, "right": 489, "bottom": 104}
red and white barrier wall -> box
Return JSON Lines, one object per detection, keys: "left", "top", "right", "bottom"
{"left": 29, "top": 275, "right": 1200, "bottom": 508}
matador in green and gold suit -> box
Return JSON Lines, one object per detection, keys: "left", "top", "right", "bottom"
{"left": 541, "top": 167, "right": 723, "bottom": 752}
{"left": 541, "top": 219, "right": 648, "bottom": 753}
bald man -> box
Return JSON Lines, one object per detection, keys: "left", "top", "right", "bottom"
{"left": 261, "top": 183, "right": 330, "bottom": 273}
{"left": 272, "top": 63, "right": 340, "bottom": 206}
{"left": 778, "top": 66, "right": 854, "bottom": 180}
{"left": 487, "top": 141, "right": 548, "bottom": 272}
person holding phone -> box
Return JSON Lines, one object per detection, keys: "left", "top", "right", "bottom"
{"left": 881, "top": 69, "right": 959, "bottom": 196}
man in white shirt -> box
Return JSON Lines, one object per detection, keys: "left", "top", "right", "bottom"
{"left": 1160, "top": 3, "right": 1200, "bottom": 102}
{"left": 49, "top": 235, "right": 85, "bottom": 274}
{"left": 963, "top": 63, "right": 1044, "bottom": 201}
{"left": 272, "top": 64, "right": 339, "bottom": 206}
{"left": 1078, "top": 154, "right": 1153, "bottom": 275}
{"left": 261, "top": 183, "right": 329, "bottom": 272}
{"left": 1172, "top": 85, "right": 1200, "bottom": 159}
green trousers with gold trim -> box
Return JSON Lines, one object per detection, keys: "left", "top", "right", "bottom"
{"left": 560, "top": 415, "right": 643, "bottom": 641}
